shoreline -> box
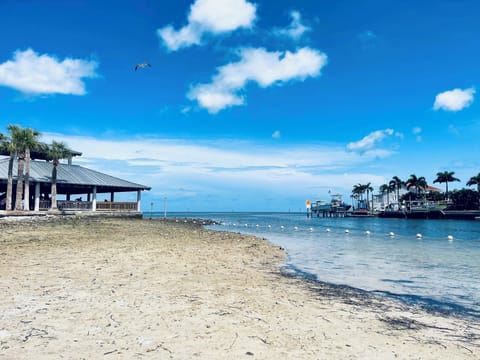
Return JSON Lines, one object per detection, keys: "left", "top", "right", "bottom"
{"left": 1, "top": 216, "right": 479, "bottom": 358}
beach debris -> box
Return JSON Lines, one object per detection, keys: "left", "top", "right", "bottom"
{"left": 246, "top": 351, "right": 254, "bottom": 356}
{"left": 135, "top": 62, "right": 151, "bottom": 71}
{"left": 416, "top": 233, "right": 423, "bottom": 239}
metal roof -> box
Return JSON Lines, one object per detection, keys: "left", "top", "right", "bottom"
{"left": 0, "top": 158, "right": 151, "bottom": 192}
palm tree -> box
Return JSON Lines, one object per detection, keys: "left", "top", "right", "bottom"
{"left": 8, "top": 125, "right": 25, "bottom": 210}
{"left": 1, "top": 129, "right": 16, "bottom": 211}
{"left": 46, "top": 141, "right": 71, "bottom": 210}
{"left": 379, "top": 183, "right": 390, "bottom": 206}
{"left": 389, "top": 176, "right": 404, "bottom": 203}
{"left": 406, "top": 174, "right": 427, "bottom": 197}
{"left": 8, "top": 126, "right": 41, "bottom": 210}
{"left": 22, "top": 128, "right": 40, "bottom": 210}
{"left": 466, "top": 173, "right": 480, "bottom": 192}
{"left": 433, "top": 171, "right": 460, "bottom": 200}
{"left": 365, "top": 182, "right": 373, "bottom": 210}
{"left": 352, "top": 183, "right": 365, "bottom": 200}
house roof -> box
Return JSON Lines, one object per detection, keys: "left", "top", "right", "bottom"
{"left": 0, "top": 158, "right": 151, "bottom": 193}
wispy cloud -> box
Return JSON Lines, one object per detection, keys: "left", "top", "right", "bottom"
{"left": 0, "top": 48, "right": 98, "bottom": 95}
{"left": 274, "top": 10, "right": 310, "bottom": 40}
{"left": 433, "top": 87, "right": 475, "bottom": 112}
{"left": 40, "top": 132, "right": 393, "bottom": 208}
{"left": 188, "top": 47, "right": 327, "bottom": 113}
{"left": 347, "top": 129, "right": 397, "bottom": 152}
{"left": 272, "top": 130, "right": 281, "bottom": 139}
{"left": 412, "top": 127, "right": 422, "bottom": 142}
{"left": 157, "top": 0, "right": 256, "bottom": 51}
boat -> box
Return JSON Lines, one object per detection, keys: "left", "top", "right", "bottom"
{"left": 311, "top": 194, "right": 351, "bottom": 217}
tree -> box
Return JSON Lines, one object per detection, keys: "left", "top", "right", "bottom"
{"left": 1, "top": 129, "right": 16, "bottom": 211}
{"left": 389, "top": 176, "right": 404, "bottom": 203}
{"left": 365, "top": 182, "right": 373, "bottom": 210}
{"left": 406, "top": 174, "right": 427, "bottom": 197}
{"left": 433, "top": 171, "right": 460, "bottom": 200}
{"left": 466, "top": 173, "right": 480, "bottom": 192}
{"left": 379, "top": 184, "right": 390, "bottom": 205}
{"left": 8, "top": 126, "right": 41, "bottom": 210}
{"left": 46, "top": 141, "right": 71, "bottom": 210}
{"left": 22, "top": 128, "right": 41, "bottom": 210}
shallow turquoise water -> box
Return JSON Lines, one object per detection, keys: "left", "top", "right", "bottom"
{"left": 156, "top": 212, "right": 480, "bottom": 317}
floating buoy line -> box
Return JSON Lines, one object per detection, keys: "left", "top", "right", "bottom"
{"left": 220, "top": 222, "right": 457, "bottom": 241}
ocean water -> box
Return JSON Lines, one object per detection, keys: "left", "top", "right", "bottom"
{"left": 154, "top": 212, "right": 480, "bottom": 318}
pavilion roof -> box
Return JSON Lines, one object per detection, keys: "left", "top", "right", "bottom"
{"left": 0, "top": 158, "right": 150, "bottom": 193}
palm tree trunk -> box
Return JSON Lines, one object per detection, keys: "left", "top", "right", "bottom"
{"left": 6, "top": 152, "right": 14, "bottom": 211}
{"left": 50, "top": 164, "right": 58, "bottom": 210}
{"left": 14, "top": 154, "right": 25, "bottom": 211}
{"left": 24, "top": 148, "right": 31, "bottom": 210}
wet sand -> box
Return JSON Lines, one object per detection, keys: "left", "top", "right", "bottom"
{"left": 0, "top": 216, "right": 479, "bottom": 359}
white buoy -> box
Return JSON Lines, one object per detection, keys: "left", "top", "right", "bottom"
{"left": 233, "top": 223, "right": 237, "bottom": 226}
{"left": 280, "top": 225, "right": 285, "bottom": 230}
{"left": 448, "top": 235, "right": 454, "bottom": 241}
{"left": 309, "top": 227, "right": 314, "bottom": 232}
{"left": 389, "top": 232, "right": 395, "bottom": 237}
{"left": 256, "top": 224, "right": 260, "bottom": 228}
{"left": 294, "top": 226, "right": 298, "bottom": 230}
{"left": 244, "top": 224, "right": 248, "bottom": 227}
{"left": 326, "top": 228, "right": 331, "bottom": 232}
{"left": 268, "top": 225, "right": 272, "bottom": 228}
{"left": 416, "top": 233, "right": 423, "bottom": 239}
{"left": 345, "top": 229, "right": 350, "bottom": 234}
{"left": 365, "top": 230, "right": 371, "bottom": 235}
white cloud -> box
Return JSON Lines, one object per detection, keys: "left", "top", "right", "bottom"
{"left": 412, "top": 127, "right": 422, "bottom": 142}
{"left": 275, "top": 10, "right": 310, "bottom": 40}
{"left": 157, "top": 0, "right": 256, "bottom": 51}
{"left": 272, "top": 130, "right": 281, "bottom": 139}
{"left": 188, "top": 47, "right": 327, "bottom": 113}
{"left": 0, "top": 48, "right": 98, "bottom": 95}
{"left": 433, "top": 87, "right": 475, "bottom": 112}
{"left": 347, "top": 129, "right": 395, "bottom": 152}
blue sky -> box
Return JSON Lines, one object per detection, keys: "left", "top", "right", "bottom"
{"left": 1, "top": 0, "right": 479, "bottom": 211}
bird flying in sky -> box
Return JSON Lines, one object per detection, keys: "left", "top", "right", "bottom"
{"left": 135, "top": 62, "right": 151, "bottom": 71}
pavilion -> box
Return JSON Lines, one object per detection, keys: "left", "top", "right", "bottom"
{"left": 0, "top": 155, "right": 151, "bottom": 215}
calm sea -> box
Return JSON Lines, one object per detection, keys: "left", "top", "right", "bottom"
{"left": 153, "top": 211, "right": 480, "bottom": 318}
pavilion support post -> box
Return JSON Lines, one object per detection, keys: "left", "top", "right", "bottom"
{"left": 34, "top": 182, "right": 40, "bottom": 212}
{"left": 110, "top": 192, "right": 114, "bottom": 202}
{"left": 92, "top": 186, "right": 97, "bottom": 212}
{"left": 137, "top": 190, "right": 141, "bottom": 212}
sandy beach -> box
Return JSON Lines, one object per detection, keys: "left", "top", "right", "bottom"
{"left": 0, "top": 216, "right": 479, "bottom": 359}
